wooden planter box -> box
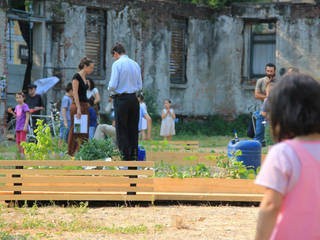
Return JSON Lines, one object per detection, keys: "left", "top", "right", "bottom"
{"left": 0, "top": 160, "right": 265, "bottom": 202}
{"left": 153, "top": 177, "right": 264, "bottom": 202}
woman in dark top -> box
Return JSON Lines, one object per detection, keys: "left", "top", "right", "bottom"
{"left": 68, "top": 57, "right": 94, "bottom": 155}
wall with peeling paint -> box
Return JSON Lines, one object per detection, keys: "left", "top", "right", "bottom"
{"left": 5, "top": 1, "right": 320, "bottom": 118}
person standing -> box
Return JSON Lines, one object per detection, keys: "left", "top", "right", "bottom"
{"left": 254, "top": 63, "right": 276, "bottom": 146}
{"left": 59, "top": 83, "right": 73, "bottom": 147}
{"left": 108, "top": 43, "right": 142, "bottom": 161}
{"left": 160, "top": 99, "right": 176, "bottom": 141}
{"left": 25, "top": 83, "right": 44, "bottom": 128}
{"left": 68, "top": 57, "right": 94, "bottom": 155}
{"left": 11, "top": 92, "right": 30, "bottom": 155}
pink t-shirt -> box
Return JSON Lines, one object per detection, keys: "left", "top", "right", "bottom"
{"left": 255, "top": 140, "right": 320, "bottom": 194}
{"left": 14, "top": 103, "right": 30, "bottom": 131}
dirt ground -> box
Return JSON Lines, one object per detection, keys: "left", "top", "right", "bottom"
{"left": 0, "top": 204, "right": 259, "bottom": 240}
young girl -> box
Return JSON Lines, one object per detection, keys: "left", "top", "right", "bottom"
{"left": 160, "top": 99, "right": 176, "bottom": 141}
{"left": 137, "top": 93, "right": 148, "bottom": 140}
{"left": 13, "top": 92, "right": 30, "bottom": 155}
{"left": 255, "top": 74, "right": 320, "bottom": 240}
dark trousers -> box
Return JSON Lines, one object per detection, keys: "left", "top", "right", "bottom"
{"left": 113, "top": 93, "right": 139, "bottom": 161}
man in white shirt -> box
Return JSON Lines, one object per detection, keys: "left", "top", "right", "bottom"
{"left": 108, "top": 43, "right": 142, "bottom": 161}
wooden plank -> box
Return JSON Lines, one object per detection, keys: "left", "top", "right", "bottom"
{"left": 0, "top": 169, "right": 154, "bottom": 176}
{"left": 153, "top": 178, "right": 265, "bottom": 194}
{"left": 0, "top": 176, "right": 153, "bottom": 184}
{"left": 0, "top": 160, "right": 154, "bottom": 167}
{"left": 0, "top": 193, "right": 154, "bottom": 201}
{"left": 154, "top": 193, "right": 263, "bottom": 202}
{"left": 0, "top": 186, "right": 154, "bottom": 192}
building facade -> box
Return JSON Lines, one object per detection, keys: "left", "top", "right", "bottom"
{"left": 1, "top": 0, "right": 320, "bottom": 121}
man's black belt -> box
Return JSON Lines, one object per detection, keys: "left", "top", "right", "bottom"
{"left": 112, "top": 92, "right": 136, "bottom": 98}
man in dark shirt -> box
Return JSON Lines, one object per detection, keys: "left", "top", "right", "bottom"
{"left": 25, "top": 83, "right": 45, "bottom": 128}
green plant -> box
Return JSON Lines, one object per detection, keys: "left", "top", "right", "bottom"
{"left": 21, "top": 120, "right": 60, "bottom": 160}
{"left": 216, "top": 150, "right": 257, "bottom": 179}
{"left": 75, "top": 138, "right": 120, "bottom": 160}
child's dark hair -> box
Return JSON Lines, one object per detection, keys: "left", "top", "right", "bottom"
{"left": 65, "top": 82, "right": 72, "bottom": 92}
{"left": 89, "top": 98, "right": 95, "bottom": 107}
{"left": 137, "top": 92, "right": 144, "bottom": 101}
{"left": 164, "top": 99, "right": 171, "bottom": 104}
{"left": 87, "top": 77, "right": 95, "bottom": 90}
{"left": 16, "top": 92, "right": 25, "bottom": 98}
{"left": 269, "top": 73, "right": 320, "bottom": 142}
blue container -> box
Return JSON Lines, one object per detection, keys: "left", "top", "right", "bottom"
{"left": 138, "top": 145, "right": 146, "bottom": 161}
{"left": 227, "top": 140, "right": 261, "bottom": 170}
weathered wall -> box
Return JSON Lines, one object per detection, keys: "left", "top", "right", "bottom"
{"left": 44, "top": 1, "right": 320, "bottom": 117}
{"left": 0, "top": 7, "right": 7, "bottom": 126}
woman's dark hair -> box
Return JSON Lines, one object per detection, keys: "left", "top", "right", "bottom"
{"left": 65, "top": 82, "right": 72, "bottom": 92}
{"left": 269, "top": 73, "right": 320, "bottom": 142}
{"left": 78, "top": 56, "right": 93, "bottom": 70}
{"left": 111, "top": 43, "right": 126, "bottom": 55}
{"left": 87, "top": 77, "right": 95, "bottom": 90}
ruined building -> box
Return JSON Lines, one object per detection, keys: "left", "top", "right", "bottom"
{"left": 1, "top": 0, "right": 320, "bottom": 126}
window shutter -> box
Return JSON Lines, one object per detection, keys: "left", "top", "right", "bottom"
{"left": 170, "top": 18, "right": 187, "bottom": 84}
{"left": 85, "top": 9, "right": 105, "bottom": 77}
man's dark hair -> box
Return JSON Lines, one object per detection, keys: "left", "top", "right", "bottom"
{"left": 65, "top": 82, "right": 72, "bottom": 92}
{"left": 87, "top": 77, "right": 95, "bottom": 90}
{"left": 265, "top": 63, "right": 276, "bottom": 70}
{"left": 111, "top": 43, "right": 126, "bottom": 55}
{"left": 269, "top": 73, "right": 320, "bottom": 142}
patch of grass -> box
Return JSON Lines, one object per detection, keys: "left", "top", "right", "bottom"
{"left": 66, "top": 201, "right": 88, "bottom": 216}
{"left": 0, "top": 231, "right": 31, "bottom": 240}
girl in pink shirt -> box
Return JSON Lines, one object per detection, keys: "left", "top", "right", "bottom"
{"left": 255, "top": 74, "right": 320, "bottom": 240}
{"left": 11, "top": 92, "right": 30, "bottom": 155}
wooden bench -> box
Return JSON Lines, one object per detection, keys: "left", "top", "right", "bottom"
{"left": 0, "top": 160, "right": 154, "bottom": 201}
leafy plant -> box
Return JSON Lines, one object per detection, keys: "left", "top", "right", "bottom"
{"left": 75, "top": 138, "right": 120, "bottom": 160}
{"left": 216, "top": 150, "right": 258, "bottom": 179}
{"left": 21, "top": 120, "right": 66, "bottom": 160}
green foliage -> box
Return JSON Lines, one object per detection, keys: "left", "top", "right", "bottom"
{"left": 155, "top": 161, "right": 215, "bottom": 178}
{"left": 175, "top": 114, "right": 250, "bottom": 137}
{"left": 75, "top": 138, "right": 120, "bottom": 160}
{"left": 216, "top": 150, "right": 258, "bottom": 179}
{"left": 21, "top": 120, "right": 66, "bottom": 160}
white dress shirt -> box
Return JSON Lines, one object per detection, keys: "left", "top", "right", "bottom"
{"left": 108, "top": 55, "right": 142, "bottom": 95}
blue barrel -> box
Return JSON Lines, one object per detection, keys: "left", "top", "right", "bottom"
{"left": 227, "top": 140, "right": 261, "bottom": 170}
{"left": 138, "top": 145, "right": 146, "bottom": 161}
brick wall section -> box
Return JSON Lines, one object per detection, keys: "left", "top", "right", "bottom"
{"left": 0, "top": 7, "right": 7, "bottom": 127}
